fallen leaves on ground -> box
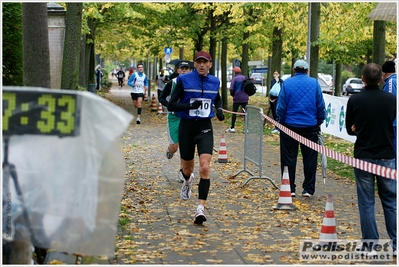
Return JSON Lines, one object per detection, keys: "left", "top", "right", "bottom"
{"left": 103, "top": 82, "right": 393, "bottom": 265}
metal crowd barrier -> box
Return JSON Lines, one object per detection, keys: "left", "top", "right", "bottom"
{"left": 232, "top": 105, "right": 278, "bottom": 189}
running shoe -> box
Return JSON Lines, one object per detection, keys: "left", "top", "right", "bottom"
{"left": 166, "top": 148, "right": 174, "bottom": 159}
{"left": 291, "top": 192, "right": 296, "bottom": 197}
{"left": 302, "top": 190, "right": 312, "bottom": 197}
{"left": 136, "top": 117, "right": 141, "bottom": 124}
{"left": 180, "top": 173, "right": 193, "bottom": 200}
{"left": 177, "top": 169, "right": 184, "bottom": 183}
{"left": 194, "top": 208, "right": 207, "bottom": 225}
{"left": 226, "top": 127, "right": 235, "bottom": 133}
{"left": 271, "top": 129, "right": 280, "bottom": 134}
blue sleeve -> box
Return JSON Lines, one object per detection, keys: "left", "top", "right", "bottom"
{"left": 127, "top": 74, "right": 136, "bottom": 87}
{"left": 144, "top": 76, "right": 149, "bottom": 86}
{"left": 315, "top": 84, "right": 326, "bottom": 125}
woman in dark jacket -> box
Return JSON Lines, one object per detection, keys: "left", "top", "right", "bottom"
{"left": 269, "top": 70, "right": 284, "bottom": 133}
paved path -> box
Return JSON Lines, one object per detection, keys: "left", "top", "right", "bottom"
{"left": 103, "top": 78, "right": 394, "bottom": 265}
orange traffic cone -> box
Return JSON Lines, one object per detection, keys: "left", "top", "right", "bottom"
{"left": 273, "top": 166, "right": 296, "bottom": 210}
{"left": 217, "top": 134, "right": 228, "bottom": 163}
{"left": 319, "top": 194, "right": 337, "bottom": 243}
{"left": 151, "top": 94, "right": 157, "bottom": 112}
{"left": 157, "top": 103, "right": 163, "bottom": 114}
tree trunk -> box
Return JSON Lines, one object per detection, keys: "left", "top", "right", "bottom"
{"left": 241, "top": 31, "right": 250, "bottom": 77}
{"left": 79, "top": 34, "right": 86, "bottom": 87}
{"left": 309, "top": 2, "right": 320, "bottom": 79}
{"left": 271, "top": 27, "right": 283, "bottom": 74}
{"left": 372, "top": 20, "right": 386, "bottom": 66}
{"left": 22, "top": 3, "right": 50, "bottom": 88}
{"left": 61, "top": 3, "right": 83, "bottom": 90}
{"left": 208, "top": 9, "right": 217, "bottom": 76}
{"left": 334, "top": 63, "right": 342, "bottom": 96}
{"left": 221, "top": 36, "right": 228, "bottom": 109}
{"left": 269, "top": 26, "right": 283, "bottom": 95}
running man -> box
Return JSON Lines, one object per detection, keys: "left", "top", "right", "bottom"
{"left": 116, "top": 67, "right": 125, "bottom": 88}
{"left": 128, "top": 63, "right": 148, "bottom": 124}
{"left": 159, "top": 60, "right": 192, "bottom": 183}
{"left": 167, "top": 51, "right": 225, "bottom": 225}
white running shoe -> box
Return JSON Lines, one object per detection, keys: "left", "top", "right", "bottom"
{"left": 194, "top": 208, "right": 207, "bottom": 225}
{"left": 177, "top": 169, "right": 184, "bottom": 183}
{"left": 180, "top": 173, "right": 194, "bottom": 200}
{"left": 226, "top": 127, "right": 235, "bottom": 133}
{"left": 136, "top": 117, "right": 141, "bottom": 124}
{"left": 271, "top": 129, "right": 280, "bottom": 134}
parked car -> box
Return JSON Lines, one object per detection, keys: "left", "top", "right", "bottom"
{"left": 318, "top": 73, "right": 333, "bottom": 94}
{"left": 342, "top": 78, "right": 364, "bottom": 95}
{"left": 250, "top": 73, "right": 265, "bottom": 84}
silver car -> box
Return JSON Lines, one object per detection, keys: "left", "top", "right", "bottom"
{"left": 342, "top": 78, "right": 364, "bottom": 95}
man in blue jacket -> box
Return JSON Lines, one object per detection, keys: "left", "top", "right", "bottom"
{"left": 167, "top": 51, "right": 225, "bottom": 225}
{"left": 381, "top": 60, "right": 397, "bottom": 164}
{"left": 276, "top": 59, "right": 326, "bottom": 197}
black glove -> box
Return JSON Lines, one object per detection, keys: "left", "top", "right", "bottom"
{"left": 216, "top": 108, "right": 225, "bottom": 121}
{"left": 190, "top": 100, "right": 202, "bottom": 109}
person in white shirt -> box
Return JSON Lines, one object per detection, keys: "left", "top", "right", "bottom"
{"left": 127, "top": 63, "right": 148, "bottom": 124}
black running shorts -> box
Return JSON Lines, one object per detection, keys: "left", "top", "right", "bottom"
{"left": 130, "top": 93, "right": 144, "bottom": 100}
{"left": 179, "top": 118, "right": 214, "bottom": 161}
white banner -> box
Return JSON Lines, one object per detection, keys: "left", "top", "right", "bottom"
{"left": 321, "top": 94, "right": 356, "bottom": 143}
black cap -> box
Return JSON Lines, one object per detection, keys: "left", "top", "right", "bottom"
{"left": 382, "top": 61, "right": 395, "bottom": 73}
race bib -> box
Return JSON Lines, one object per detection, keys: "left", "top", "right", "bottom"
{"left": 189, "top": 98, "right": 211, "bottom": 117}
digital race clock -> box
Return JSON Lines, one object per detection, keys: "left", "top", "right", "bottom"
{"left": 2, "top": 88, "right": 81, "bottom": 137}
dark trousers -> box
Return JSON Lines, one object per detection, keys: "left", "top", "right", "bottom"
{"left": 230, "top": 102, "right": 247, "bottom": 128}
{"left": 279, "top": 125, "right": 319, "bottom": 194}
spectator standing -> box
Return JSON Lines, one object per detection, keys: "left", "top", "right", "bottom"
{"left": 159, "top": 61, "right": 192, "bottom": 182}
{"left": 226, "top": 67, "right": 248, "bottom": 133}
{"left": 276, "top": 59, "right": 326, "bottom": 197}
{"left": 116, "top": 67, "right": 125, "bottom": 89}
{"left": 269, "top": 70, "right": 284, "bottom": 134}
{"left": 95, "top": 65, "right": 103, "bottom": 90}
{"left": 156, "top": 71, "right": 166, "bottom": 100}
{"left": 128, "top": 63, "right": 148, "bottom": 124}
{"left": 381, "top": 60, "right": 397, "bottom": 164}
{"left": 167, "top": 51, "right": 225, "bottom": 225}
{"left": 345, "top": 63, "right": 396, "bottom": 256}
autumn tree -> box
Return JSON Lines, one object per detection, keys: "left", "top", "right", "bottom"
{"left": 22, "top": 3, "right": 50, "bottom": 88}
{"left": 309, "top": 3, "right": 320, "bottom": 79}
{"left": 61, "top": 3, "right": 83, "bottom": 90}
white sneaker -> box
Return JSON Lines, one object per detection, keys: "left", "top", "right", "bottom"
{"left": 177, "top": 169, "right": 184, "bottom": 183}
{"left": 226, "top": 127, "right": 235, "bottom": 133}
{"left": 194, "top": 208, "right": 207, "bottom": 225}
{"left": 180, "top": 173, "right": 194, "bottom": 200}
{"left": 136, "top": 117, "right": 141, "bottom": 124}
{"left": 271, "top": 129, "right": 280, "bottom": 134}
{"left": 355, "top": 244, "right": 378, "bottom": 256}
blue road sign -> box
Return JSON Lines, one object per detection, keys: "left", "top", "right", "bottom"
{"left": 164, "top": 47, "right": 173, "bottom": 55}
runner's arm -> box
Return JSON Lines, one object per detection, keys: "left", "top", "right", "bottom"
{"left": 127, "top": 74, "right": 135, "bottom": 87}
{"left": 214, "top": 92, "right": 223, "bottom": 110}
{"left": 167, "top": 79, "right": 191, "bottom": 112}
{"left": 159, "top": 80, "right": 173, "bottom": 106}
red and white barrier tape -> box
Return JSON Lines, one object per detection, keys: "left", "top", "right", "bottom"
{"left": 261, "top": 113, "right": 397, "bottom": 180}
{"left": 220, "top": 108, "right": 246, "bottom": 115}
